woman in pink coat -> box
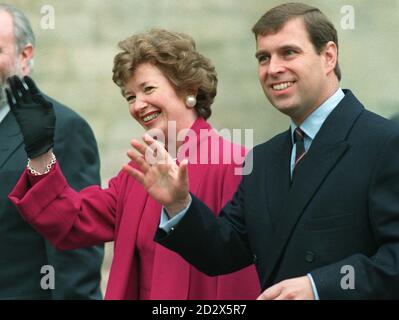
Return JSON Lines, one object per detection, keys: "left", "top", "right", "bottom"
{"left": 7, "top": 29, "right": 260, "bottom": 299}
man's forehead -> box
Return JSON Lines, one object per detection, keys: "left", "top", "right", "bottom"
{"left": 0, "top": 10, "right": 14, "bottom": 38}
{"left": 255, "top": 18, "right": 310, "bottom": 50}
{"left": 0, "top": 9, "right": 13, "bottom": 23}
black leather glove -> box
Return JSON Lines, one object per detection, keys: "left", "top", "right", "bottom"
{"left": 6, "top": 75, "right": 55, "bottom": 158}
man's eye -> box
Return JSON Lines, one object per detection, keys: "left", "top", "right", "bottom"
{"left": 285, "top": 50, "right": 296, "bottom": 56}
{"left": 257, "top": 55, "right": 270, "bottom": 64}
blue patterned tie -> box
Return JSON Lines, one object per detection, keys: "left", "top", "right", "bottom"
{"left": 294, "top": 127, "right": 306, "bottom": 166}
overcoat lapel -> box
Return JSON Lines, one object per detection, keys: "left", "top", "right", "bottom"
{"left": 266, "top": 131, "right": 292, "bottom": 231}
{"left": 0, "top": 112, "right": 23, "bottom": 169}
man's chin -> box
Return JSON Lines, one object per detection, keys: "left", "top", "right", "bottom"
{"left": 266, "top": 94, "right": 294, "bottom": 110}
{"left": 272, "top": 102, "right": 298, "bottom": 116}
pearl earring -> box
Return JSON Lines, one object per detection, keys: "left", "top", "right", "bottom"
{"left": 185, "top": 95, "right": 197, "bottom": 108}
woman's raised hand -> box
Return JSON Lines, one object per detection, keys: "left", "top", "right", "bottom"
{"left": 6, "top": 75, "right": 55, "bottom": 159}
{"left": 124, "top": 134, "right": 191, "bottom": 216}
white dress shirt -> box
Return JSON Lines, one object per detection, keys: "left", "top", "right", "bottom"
{"left": 0, "top": 103, "right": 10, "bottom": 124}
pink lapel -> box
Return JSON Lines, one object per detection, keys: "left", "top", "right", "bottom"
{"left": 105, "top": 177, "right": 149, "bottom": 299}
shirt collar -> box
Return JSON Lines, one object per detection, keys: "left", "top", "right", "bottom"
{"left": 290, "top": 88, "right": 345, "bottom": 143}
{"left": 0, "top": 103, "right": 10, "bottom": 124}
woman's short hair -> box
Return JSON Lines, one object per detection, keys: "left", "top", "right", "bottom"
{"left": 113, "top": 28, "right": 217, "bottom": 119}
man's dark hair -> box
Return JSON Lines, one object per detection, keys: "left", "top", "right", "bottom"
{"left": 252, "top": 2, "right": 341, "bottom": 80}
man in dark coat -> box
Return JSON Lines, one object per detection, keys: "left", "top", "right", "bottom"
{"left": 0, "top": 3, "right": 103, "bottom": 299}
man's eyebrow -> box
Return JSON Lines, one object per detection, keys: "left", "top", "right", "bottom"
{"left": 278, "top": 44, "right": 302, "bottom": 51}
{"left": 255, "top": 44, "right": 302, "bottom": 58}
{"left": 255, "top": 49, "right": 269, "bottom": 59}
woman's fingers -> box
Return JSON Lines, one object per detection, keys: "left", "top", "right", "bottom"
{"left": 130, "top": 139, "right": 148, "bottom": 156}
{"left": 142, "top": 134, "right": 172, "bottom": 163}
{"left": 23, "top": 76, "right": 40, "bottom": 95}
{"left": 142, "top": 133, "right": 157, "bottom": 145}
{"left": 177, "top": 159, "right": 189, "bottom": 186}
{"left": 123, "top": 163, "right": 145, "bottom": 185}
{"left": 7, "top": 76, "right": 24, "bottom": 104}
{"left": 126, "top": 149, "right": 150, "bottom": 173}
{"left": 131, "top": 137, "right": 167, "bottom": 165}
{"left": 5, "top": 89, "right": 17, "bottom": 109}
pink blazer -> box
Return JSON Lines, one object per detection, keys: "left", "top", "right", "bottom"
{"left": 9, "top": 118, "right": 260, "bottom": 299}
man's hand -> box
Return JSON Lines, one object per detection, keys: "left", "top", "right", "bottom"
{"left": 257, "top": 276, "right": 315, "bottom": 300}
{"left": 6, "top": 75, "right": 55, "bottom": 159}
{"left": 124, "top": 134, "right": 191, "bottom": 216}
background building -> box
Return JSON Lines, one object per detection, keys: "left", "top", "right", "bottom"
{"left": 9, "top": 0, "right": 399, "bottom": 295}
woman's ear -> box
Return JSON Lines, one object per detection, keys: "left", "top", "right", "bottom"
{"left": 182, "top": 88, "right": 198, "bottom": 108}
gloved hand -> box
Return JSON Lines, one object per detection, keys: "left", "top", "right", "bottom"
{"left": 6, "top": 75, "right": 55, "bottom": 158}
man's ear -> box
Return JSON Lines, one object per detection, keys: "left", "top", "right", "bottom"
{"left": 322, "top": 41, "right": 338, "bottom": 76}
{"left": 18, "top": 44, "right": 34, "bottom": 76}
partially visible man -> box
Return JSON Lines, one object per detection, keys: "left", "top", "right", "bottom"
{"left": 124, "top": 3, "right": 399, "bottom": 299}
{"left": 0, "top": 4, "right": 104, "bottom": 299}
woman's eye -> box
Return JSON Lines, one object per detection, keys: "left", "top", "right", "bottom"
{"left": 144, "top": 86, "right": 156, "bottom": 94}
{"left": 126, "top": 96, "right": 136, "bottom": 102}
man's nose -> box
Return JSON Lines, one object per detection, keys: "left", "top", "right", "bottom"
{"left": 267, "top": 56, "right": 285, "bottom": 76}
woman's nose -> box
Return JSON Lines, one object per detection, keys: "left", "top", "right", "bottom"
{"left": 134, "top": 96, "right": 148, "bottom": 113}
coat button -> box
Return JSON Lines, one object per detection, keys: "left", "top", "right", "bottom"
{"left": 305, "top": 251, "right": 315, "bottom": 263}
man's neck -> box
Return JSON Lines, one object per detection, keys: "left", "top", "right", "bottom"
{"left": 293, "top": 81, "right": 340, "bottom": 126}
{"left": 291, "top": 87, "right": 344, "bottom": 136}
